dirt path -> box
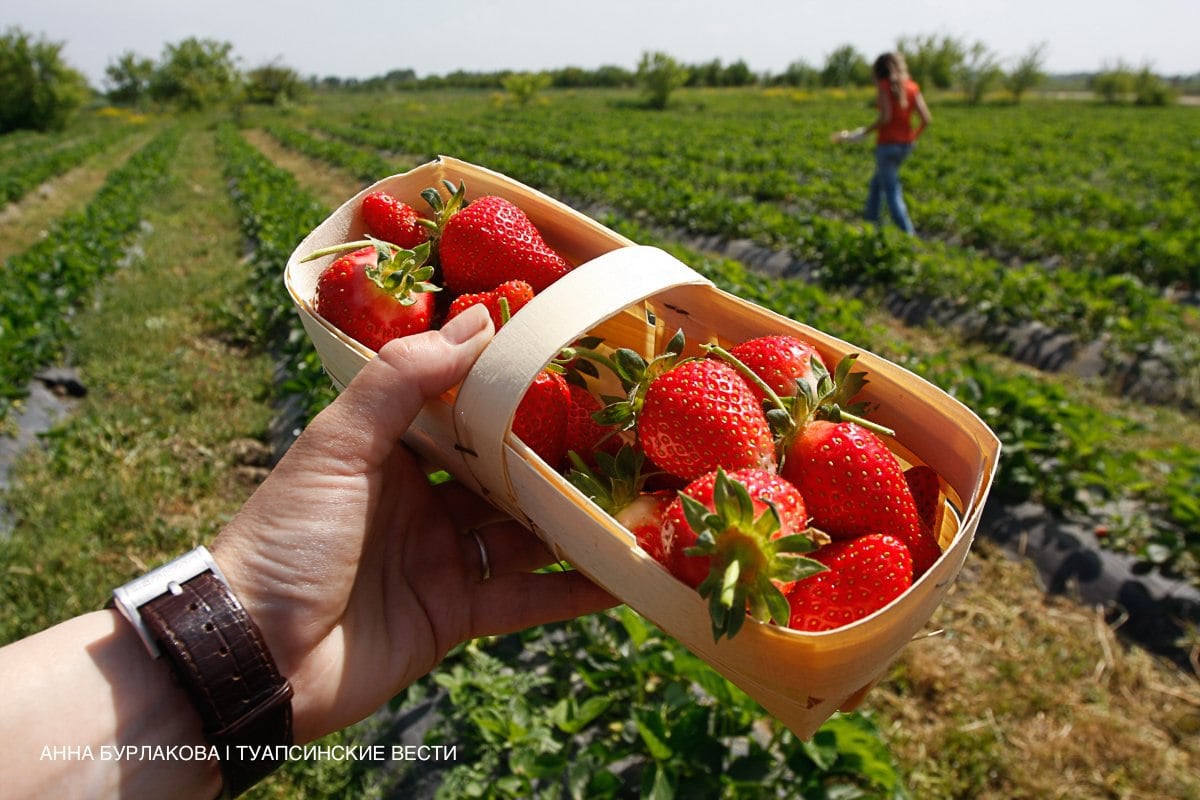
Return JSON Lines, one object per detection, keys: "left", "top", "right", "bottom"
{"left": 0, "top": 134, "right": 150, "bottom": 263}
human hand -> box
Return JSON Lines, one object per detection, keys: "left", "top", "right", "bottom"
{"left": 210, "top": 305, "right": 617, "bottom": 743}
{"left": 830, "top": 127, "right": 867, "bottom": 144}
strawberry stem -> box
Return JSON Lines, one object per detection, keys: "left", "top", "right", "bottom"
{"left": 300, "top": 239, "right": 380, "bottom": 262}
{"left": 702, "top": 343, "right": 789, "bottom": 414}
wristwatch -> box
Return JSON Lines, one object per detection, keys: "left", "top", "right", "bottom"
{"left": 111, "top": 546, "right": 294, "bottom": 798}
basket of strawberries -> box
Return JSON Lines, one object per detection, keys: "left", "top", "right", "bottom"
{"left": 285, "top": 156, "right": 1001, "bottom": 738}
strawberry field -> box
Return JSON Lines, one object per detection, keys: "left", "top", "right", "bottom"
{"left": 2, "top": 88, "right": 1199, "bottom": 798}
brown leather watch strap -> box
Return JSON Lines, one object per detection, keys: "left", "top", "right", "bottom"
{"left": 140, "top": 571, "right": 294, "bottom": 799}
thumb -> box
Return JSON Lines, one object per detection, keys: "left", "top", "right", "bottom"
{"left": 300, "top": 304, "right": 494, "bottom": 467}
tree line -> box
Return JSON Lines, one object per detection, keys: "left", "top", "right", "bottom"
{"left": 0, "top": 25, "right": 1191, "bottom": 135}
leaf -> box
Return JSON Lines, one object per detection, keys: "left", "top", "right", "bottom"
{"left": 635, "top": 709, "right": 673, "bottom": 761}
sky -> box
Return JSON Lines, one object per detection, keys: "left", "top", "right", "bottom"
{"left": 6, "top": 0, "right": 1198, "bottom": 88}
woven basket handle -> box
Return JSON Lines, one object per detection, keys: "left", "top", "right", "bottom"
{"left": 452, "top": 245, "right": 711, "bottom": 506}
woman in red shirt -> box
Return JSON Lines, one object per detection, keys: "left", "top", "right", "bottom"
{"left": 837, "top": 52, "right": 932, "bottom": 234}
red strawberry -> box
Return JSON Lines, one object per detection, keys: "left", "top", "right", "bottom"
{"left": 563, "top": 382, "right": 621, "bottom": 468}
{"left": 445, "top": 279, "right": 535, "bottom": 331}
{"left": 566, "top": 445, "right": 668, "bottom": 564}
{"left": 429, "top": 183, "right": 573, "bottom": 294}
{"left": 361, "top": 191, "right": 430, "bottom": 250}
{"left": 615, "top": 491, "right": 674, "bottom": 565}
{"left": 782, "top": 420, "right": 942, "bottom": 576}
{"left": 639, "top": 359, "right": 776, "bottom": 482}
{"left": 311, "top": 242, "right": 438, "bottom": 352}
{"left": 727, "top": 334, "right": 827, "bottom": 402}
{"left": 786, "top": 533, "right": 913, "bottom": 632}
{"left": 512, "top": 370, "right": 570, "bottom": 467}
{"left": 904, "top": 465, "right": 942, "bottom": 534}
{"left": 662, "top": 468, "right": 824, "bottom": 640}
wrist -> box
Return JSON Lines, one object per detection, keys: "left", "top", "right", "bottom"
{"left": 111, "top": 546, "right": 295, "bottom": 796}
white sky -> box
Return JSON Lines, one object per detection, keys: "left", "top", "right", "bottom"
{"left": 7, "top": 0, "right": 1198, "bottom": 87}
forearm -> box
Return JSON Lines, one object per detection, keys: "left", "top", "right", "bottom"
{"left": 0, "top": 610, "right": 221, "bottom": 800}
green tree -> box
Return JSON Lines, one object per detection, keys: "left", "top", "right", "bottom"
{"left": 821, "top": 44, "right": 870, "bottom": 87}
{"left": 104, "top": 51, "right": 155, "bottom": 107}
{"left": 771, "top": 59, "right": 820, "bottom": 88}
{"left": 637, "top": 51, "right": 688, "bottom": 110}
{"left": 1133, "top": 66, "right": 1175, "bottom": 105}
{"left": 245, "top": 60, "right": 306, "bottom": 106}
{"left": 501, "top": 71, "right": 551, "bottom": 106}
{"left": 1005, "top": 43, "right": 1047, "bottom": 103}
{"left": 150, "top": 37, "right": 241, "bottom": 110}
{"left": 958, "top": 41, "right": 1004, "bottom": 103}
{"left": 1092, "top": 60, "right": 1134, "bottom": 103}
{"left": 723, "top": 59, "right": 756, "bottom": 87}
{"left": 0, "top": 27, "right": 90, "bottom": 133}
{"left": 898, "top": 33, "right": 965, "bottom": 89}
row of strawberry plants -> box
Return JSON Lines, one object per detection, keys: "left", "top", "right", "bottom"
{"left": 0, "top": 124, "right": 134, "bottom": 205}
{"left": 317, "top": 92, "right": 1199, "bottom": 289}
{"left": 216, "top": 121, "right": 911, "bottom": 797}
{"left": 0, "top": 127, "right": 179, "bottom": 425}
{"left": 260, "top": 122, "right": 393, "bottom": 184}
{"left": 212, "top": 124, "right": 337, "bottom": 421}
{"left": 290, "top": 114, "right": 1199, "bottom": 411}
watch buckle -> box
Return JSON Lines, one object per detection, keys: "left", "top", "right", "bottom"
{"left": 111, "top": 546, "right": 230, "bottom": 657}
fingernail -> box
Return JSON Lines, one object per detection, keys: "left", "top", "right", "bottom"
{"left": 440, "top": 303, "right": 493, "bottom": 345}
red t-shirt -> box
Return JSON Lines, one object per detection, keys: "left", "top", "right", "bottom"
{"left": 876, "top": 78, "right": 921, "bottom": 145}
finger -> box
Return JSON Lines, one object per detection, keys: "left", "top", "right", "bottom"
{"left": 300, "top": 305, "right": 494, "bottom": 467}
{"left": 464, "top": 521, "right": 560, "bottom": 580}
{"left": 468, "top": 570, "right": 619, "bottom": 638}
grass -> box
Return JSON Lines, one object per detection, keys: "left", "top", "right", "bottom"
{"left": 0, "top": 124, "right": 276, "bottom": 640}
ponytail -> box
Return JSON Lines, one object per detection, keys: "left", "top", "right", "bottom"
{"left": 873, "top": 53, "right": 910, "bottom": 110}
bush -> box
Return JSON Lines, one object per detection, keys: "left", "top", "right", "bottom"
{"left": 500, "top": 72, "right": 551, "bottom": 107}
{"left": 1133, "top": 67, "right": 1176, "bottom": 106}
{"left": 0, "top": 27, "right": 90, "bottom": 133}
{"left": 245, "top": 61, "right": 307, "bottom": 106}
{"left": 637, "top": 51, "right": 689, "bottom": 110}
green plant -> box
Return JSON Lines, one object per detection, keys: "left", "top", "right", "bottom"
{"left": 149, "top": 37, "right": 242, "bottom": 111}
{"left": 0, "top": 127, "right": 178, "bottom": 424}
{"left": 501, "top": 72, "right": 551, "bottom": 107}
{"left": 637, "top": 51, "right": 689, "bottom": 110}
{"left": 0, "top": 26, "right": 91, "bottom": 133}
{"left": 396, "top": 611, "right": 909, "bottom": 799}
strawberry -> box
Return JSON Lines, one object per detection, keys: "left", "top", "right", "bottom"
{"left": 308, "top": 240, "right": 439, "bottom": 352}
{"left": 424, "top": 181, "right": 573, "bottom": 295}
{"left": 579, "top": 331, "right": 775, "bottom": 483}
{"left": 616, "top": 492, "right": 675, "bottom": 565}
{"left": 786, "top": 533, "right": 913, "bottom": 632}
{"left": 567, "top": 446, "right": 669, "bottom": 563}
{"left": 904, "top": 464, "right": 942, "bottom": 534}
{"left": 445, "top": 279, "right": 535, "bottom": 331}
{"left": 512, "top": 369, "right": 571, "bottom": 467}
{"left": 638, "top": 359, "right": 776, "bottom": 482}
{"left": 361, "top": 190, "right": 430, "bottom": 250}
{"left": 727, "top": 334, "right": 827, "bottom": 403}
{"left": 663, "top": 468, "right": 825, "bottom": 640}
{"left": 781, "top": 420, "right": 942, "bottom": 576}
{"left": 563, "top": 382, "right": 621, "bottom": 468}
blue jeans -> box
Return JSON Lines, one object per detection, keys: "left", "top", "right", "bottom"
{"left": 864, "top": 143, "right": 915, "bottom": 234}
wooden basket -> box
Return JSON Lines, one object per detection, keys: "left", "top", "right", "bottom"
{"left": 285, "top": 156, "right": 1001, "bottom": 738}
